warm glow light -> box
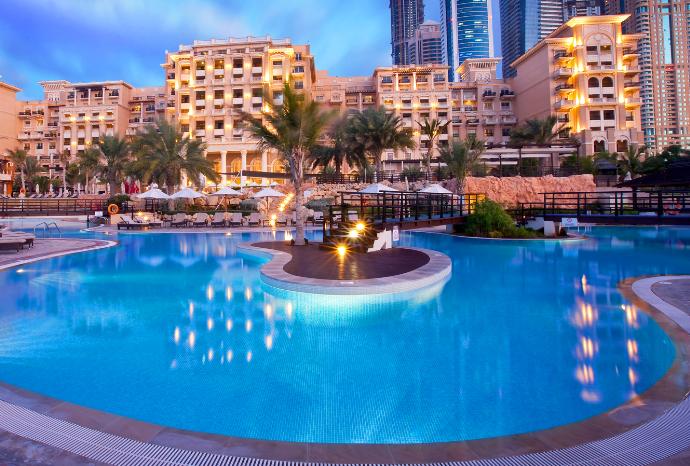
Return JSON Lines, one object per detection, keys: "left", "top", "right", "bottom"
{"left": 207, "top": 317, "right": 214, "bottom": 331}
{"left": 189, "top": 301, "right": 195, "bottom": 318}
{"left": 575, "top": 364, "right": 595, "bottom": 384}
{"left": 225, "top": 232, "right": 232, "bottom": 237}
{"left": 173, "top": 327, "right": 180, "bottom": 344}
{"left": 207, "top": 348, "right": 214, "bottom": 361}
{"left": 188, "top": 331, "right": 196, "bottom": 349}
{"left": 245, "top": 319, "right": 253, "bottom": 333}
{"left": 264, "top": 304, "right": 274, "bottom": 320}
{"left": 355, "top": 222, "right": 365, "bottom": 231}
{"left": 225, "top": 286, "right": 233, "bottom": 301}
{"left": 265, "top": 334, "right": 274, "bottom": 350}
{"left": 246, "top": 351, "right": 253, "bottom": 362}
{"left": 581, "top": 275, "right": 588, "bottom": 294}
{"left": 285, "top": 302, "right": 293, "bottom": 319}
{"left": 348, "top": 229, "right": 359, "bottom": 238}
{"left": 627, "top": 339, "right": 639, "bottom": 361}
{"left": 226, "top": 349, "right": 233, "bottom": 361}
{"left": 245, "top": 287, "right": 253, "bottom": 301}
{"left": 628, "top": 367, "right": 638, "bottom": 385}
{"left": 206, "top": 285, "right": 214, "bottom": 301}
{"left": 337, "top": 245, "right": 347, "bottom": 257}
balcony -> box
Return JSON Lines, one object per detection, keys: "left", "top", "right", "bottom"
{"left": 588, "top": 97, "right": 617, "bottom": 104}
{"left": 195, "top": 130, "right": 206, "bottom": 137}
{"left": 232, "top": 129, "right": 244, "bottom": 138}
{"left": 274, "top": 97, "right": 284, "bottom": 106}
{"left": 623, "top": 49, "right": 639, "bottom": 60}
{"left": 166, "top": 73, "right": 175, "bottom": 80}
{"left": 251, "top": 67, "right": 263, "bottom": 75}
{"left": 232, "top": 98, "right": 244, "bottom": 106}
{"left": 212, "top": 108, "right": 225, "bottom": 116}
{"left": 466, "top": 118, "right": 479, "bottom": 126}
{"left": 233, "top": 68, "right": 244, "bottom": 76}
{"left": 251, "top": 97, "right": 263, "bottom": 105}
{"left": 624, "top": 66, "right": 640, "bottom": 74}
{"left": 402, "top": 118, "right": 413, "bottom": 127}
{"left": 500, "top": 90, "right": 515, "bottom": 99}
{"left": 180, "top": 102, "right": 191, "bottom": 111}
{"left": 557, "top": 115, "right": 569, "bottom": 123}
{"left": 553, "top": 50, "right": 573, "bottom": 62}
{"left": 502, "top": 116, "right": 517, "bottom": 124}
{"left": 555, "top": 83, "right": 574, "bottom": 94}
{"left": 213, "top": 98, "right": 225, "bottom": 106}
{"left": 588, "top": 64, "right": 615, "bottom": 71}
{"left": 482, "top": 91, "right": 497, "bottom": 99}
{"left": 196, "top": 71, "right": 206, "bottom": 79}
{"left": 624, "top": 81, "right": 640, "bottom": 90}
{"left": 554, "top": 99, "right": 575, "bottom": 111}
{"left": 214, "top": 69, "right": 224, "bottom": 78}
{"left": 485, "top": 117, "right": 499, "bottom": 125}
{"left": 553, "top": 67, "right": 573, "bottom": 78}
{"left": 195, "top": 99, "right": 206, "bottom": 107}
{"left": 213, "top": 129, "right": 224, "bottom": 136}
{"left": 180, "top": 72, "right": 190, "bottom": 81}
{"left": 625, "top": 97, "right": 641, "bottom": 107}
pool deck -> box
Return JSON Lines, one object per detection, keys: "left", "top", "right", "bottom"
{"left": 1, "top": 239, "right": 690, "bottom": 464}
{"left": 0, "top": 238, "right": 116, "bottom": 271}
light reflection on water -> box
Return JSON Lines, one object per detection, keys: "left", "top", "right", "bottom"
{"left": 0, "top": 227, "right": 686, "bottom": 443}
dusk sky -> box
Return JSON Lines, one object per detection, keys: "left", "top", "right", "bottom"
{"left": 1, "top": 1, "right": 500, "bottom": 101}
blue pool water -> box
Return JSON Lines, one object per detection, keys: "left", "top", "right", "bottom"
{"left": 0, "top": 227, "right": 687, "bottom": 443}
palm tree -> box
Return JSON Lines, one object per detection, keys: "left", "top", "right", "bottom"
{"left": 6, "top": 149, "right": 28, "bottom": 192}
{"left": 417, "top": 118, "right": 448, "bottom": 178}
{"left": 23, "top": 157, "right": 41, "bottom": 193}
{"left": 57, "top": 151, "right": 72, "bottom": 192}
{"left": 77, "top": 147, "right": 101, "bottom": 194}
{"left": 311, "top": 115, "right": 366, "bottom": 177}
{"left": 242, "top": 83, "right": 333, "bottom": 246}
{"left": 131, "top": 120, "right": 219, "bottom": 193}
{"left": 96, "top": 135, "right": 130, "bottom": 194}
{"left": 440, "top": 135, "right": 486, "bottom": 195}
{"left": 509, "top": 115, "right": 569, "bottom": 146}
{"left": 347, "top": 107, "right": 415, "bottom": 180}
{"left": 618, "top": 145, "right": 645, "bottom": 180}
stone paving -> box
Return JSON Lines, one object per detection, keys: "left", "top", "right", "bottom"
{"left": 0, "top": 238, "right": 115, "bottom": 270}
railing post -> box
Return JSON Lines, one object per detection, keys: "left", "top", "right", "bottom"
{"left": 657, "top": 190, "right": 664, "bottom": 217}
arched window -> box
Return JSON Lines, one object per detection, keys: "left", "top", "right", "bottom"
{"left": 229, "top": 158, "right": 242, "bottom": 173}
{"left": 616, "top": 139, "right": 629, "bottom": 153}
{"left": 588, "top": 77, "right": 600, "bottom": 88}
{"left": 585, "top": 34, "right": 614, "bottom": 66}
{"left": 602, "top": 77, "right": 614, "bottom": 87}
{"left": 593, "top": 140, "right": 607, "bottom": 153}
{"left": 588, "top": 77, "right": 600, "bottom": 98}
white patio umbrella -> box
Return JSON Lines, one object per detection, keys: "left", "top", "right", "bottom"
{"left": 253, "top": 188, "right": 286, "bottom": 199}
{"left": 171, "top": 187, "right": 206, "bottom": 200}
{"left": 215, "top": 187, "right": 243, "bottom": 196}
{"left": 358, "top": 183, "right": 398, "bottom": 194}
{"left": 420, "top": 184, "right": 453, "bottom": 195}
{"left": 138, "top": 188, "right": 171, "bottom": 200}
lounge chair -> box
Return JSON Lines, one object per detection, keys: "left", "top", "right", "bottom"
{"left": 228, "top": 212, "right": 243, "bottom": 227}
{"left": 313, "top": 211, "right": 324, "bottom": 225}
{"left": 211, "top": 212, "right": 226, "bottom": 227}
{"left": 170, "top": 213, "right": 188, "bottom": 228}
{"left": 247, "top": 212, "right": 263, "bottom": 227}
{"left": 275, "top": 213, "right": 289, "bottom": 227}
{"left": 117, "top": 215, "right": 150, "bottom": 230}
{"left": 0, "top": 232, "right": 35, "bottom": 248}
{"left": 192, "top": 213, "right": 210, "bottom": 227}
{"left": 0, "top": 238, "right": 25, "bottom": 252}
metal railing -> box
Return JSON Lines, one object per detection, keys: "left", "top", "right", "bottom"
{"left": 516, "top": 190, "right": 690, "bottom": 221}
{"left": 33, "top": 221, "right": 61, "bottom": 237}
{"left": 0, "top": 198, "right": 106, "bottom": 217}
{"left": 324, "top": 191, "right": 483, "bottom": 239}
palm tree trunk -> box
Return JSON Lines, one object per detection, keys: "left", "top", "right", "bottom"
{"left": 293, "top": 178, "right": 306, "bottom": 246}
{"left": 375, "top": 151, "right": 383, "bottom": 182}
{"left": 85, "top": 174, "right": 90, "bottom": 194}
{"left": 20, "top": 171, "right": 26, "bottom": 192}
{"left": 109, "top": 176, "right": 119, "bottom": 195}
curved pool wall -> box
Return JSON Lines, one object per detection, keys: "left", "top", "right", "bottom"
{"left": 0, "top": 227, "right": 686, "bottom": 444}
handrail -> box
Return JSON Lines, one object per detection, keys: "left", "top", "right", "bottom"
{"left": 33, "top": 221, "right": 61, "bottom": 237}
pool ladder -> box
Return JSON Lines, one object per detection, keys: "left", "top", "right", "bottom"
{"left": 34, "top": 221, "right": 62, "bottom": 238}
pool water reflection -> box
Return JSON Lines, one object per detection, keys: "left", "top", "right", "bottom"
{"left": 0, "top": 227, "right": 686, "bottom": 443}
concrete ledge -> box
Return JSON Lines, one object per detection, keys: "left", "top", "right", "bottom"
{"left": 238, "top": 242, "right": 452, "bottom": 295}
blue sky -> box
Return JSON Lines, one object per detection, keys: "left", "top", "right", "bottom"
{"left": 1, "top": 1, "right": 499, "bottom": 101}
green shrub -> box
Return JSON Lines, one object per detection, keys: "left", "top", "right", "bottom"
{"left": 239, "top": 198, "right": 259, "bottom": 212}
{"left": 462, "top": 200, "right": 540, "bottom": 238}
{"left": 306, "top": 198, "right": 333, "bottom": 211}
{"left": 401, "top": 165, "right": 423, "bottom": 181}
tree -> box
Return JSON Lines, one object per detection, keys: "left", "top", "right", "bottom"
{"left": 57, "top": 151, "right": 72, "bottom": 192}
{"left": 417, "top": 118, "right": 448, "bottom": 178}
{"left": 131, "top": 120, "right": 219, "bottom": 193}
{"left": 96, "top": 135, "right": 131, "bottom": 194}
{"left": 6, "top": 149, "right": 28, "bottom": 192}
{"left": 77, "top": 147, "right": 101, "bottom": 194}
{"left": 509, "top": 115, "right": 569, "bottom": 146}
{"left": 440, "top": 135, "right": 486, "bottom": 194}
{"left": 311, "top": 115, "right": 366, "bottom": 176}
{"left": 618, "top": 145, "right": 645, "bottom": 180}
{"left": 23, "top": 157, "right": 41, "bottom": 193}
{"left": 242, "top": 83, "right": 333, "bottom": 246}
{"left": 347, "top": 107, "right": 415, "bottom": 179}
{"left": 640, "top": 144, "right": 690, "bottom": 174}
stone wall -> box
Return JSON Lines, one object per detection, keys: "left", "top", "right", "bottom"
{"left": 461, "top": 175, "right": 596, "bottom": 207}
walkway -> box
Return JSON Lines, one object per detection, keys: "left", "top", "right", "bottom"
{"left": 0, "top": 238, "right": 116, "bottom": 271}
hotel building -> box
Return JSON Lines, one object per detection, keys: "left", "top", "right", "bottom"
{"left": 606, "top": 0, "right": 690, "bottom": 151}
{"left": 0, "top": 82, "right": 20, "bottom": 195}
{"left": 162, "top": 37, "right": 316, "bottom": 185}
{"left": 440, "top": 0, "right": 494, "bottom": 81}
{"left": 510, "top": 14, "right": 643, "bottom": 155}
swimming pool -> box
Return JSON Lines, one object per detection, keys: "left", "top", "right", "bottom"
{"left": 0, "top": 227, "right": 686, "bottom": 444}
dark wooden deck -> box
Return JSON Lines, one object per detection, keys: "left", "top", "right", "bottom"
{"left": 253, "top": 241, "right": 430, "bottom": 280}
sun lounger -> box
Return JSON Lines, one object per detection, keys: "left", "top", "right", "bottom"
{"left": 0, "top": 232, "right": 35, "bottom": 248}
{"left": 170, "top": 213, "right": 188, "bottom": 228}
{"left": 192, "top": 213, "right": 210, "bottom": 227}
{"left": 274, "top": 213, "right": 289, "bottom": 227}
{"left": 228, "top": 212, "right": 243, "bottom": 227}
{"left": 117, "top": 215, "right": 150, "bottom": 230}
{"left": 211, "top": 212, "right": 226, "bottom": 227}
{"left": 0, "top": 238, "right": 25, "bottom": 252}
{"left": 247, "top": 212, "right": 263, "bottom": 227}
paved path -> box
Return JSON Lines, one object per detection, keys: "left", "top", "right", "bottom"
{"left": 650, "top": 278, "right": 690, "bottom": 465}
{"left": 0, "top": 238, "right": 115, "bottom": 270}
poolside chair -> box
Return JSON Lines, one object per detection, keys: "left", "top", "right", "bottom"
{"left": 247, "top": 212, "right": 263, "bottom": 227}
{"left": 0, "top": 238, "right": 25, "bottom": 252}
{"left": 313, "top": 211, "right": 324, "bottom": 225}
{"left": 275, "top": 213, "right": 289, "bottom": 227}
{"left": 0, "top": 231, "right": 35, "bottom": 248}
{"left": 146, "top": 215, "right": 163, "bottom": 228}
{"left": 211, "top": 212, "right": 227, "bottom": 228}
{"left": 228, "top": 212, "right": 243, "bottom": 227}
{"left": 192, "top": 213, "right": 210, "bottom": 227}
{"left": 117, "top": 215, "right": 150, "bottom": 230}
{"left": 170, "top": 213, "right": 188, "bottom": 228}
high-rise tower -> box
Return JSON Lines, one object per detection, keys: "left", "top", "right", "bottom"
{"left": 390, "top": 0, "right": 425, "bottom": 65}
{"left": 440, "top": 0, "right": 494, "bottom": 81}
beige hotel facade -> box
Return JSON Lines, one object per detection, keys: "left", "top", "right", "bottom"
{"left": 0, "top": 15, "right": 643, "bottom": 194}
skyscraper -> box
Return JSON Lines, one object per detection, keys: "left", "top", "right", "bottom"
{"left": 440, "top": 0, "right": 494, "bottom": 81}
{"left": 407, "top": 20, "right": 443, "bottom": 65}
{"left": 390, "top": 0, "right": 425, "bottom": 65}
{"left": 563, "top": 0, "right": 603, "bottom": 20}
{"left": 500, "top": 0, "right": 564, "bottom": 78}
{"left": 605, "top": 1, "right": 689, "bottom": 151}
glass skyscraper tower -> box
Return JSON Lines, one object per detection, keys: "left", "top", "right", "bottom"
{"left": 390, "top": 0, "right": 425, "bottom": 65}
{"left": 440, "top": 0, "right": 494, "bottom": 81}
{"left": 499, "top": 0, "right": 564, "bottom": 78}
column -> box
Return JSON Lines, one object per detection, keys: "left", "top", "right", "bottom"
{"left": 221, "top": 151, "right": 227, "bottom": 185}
{"left": 240, "top": 150, "right": 247, "bottom": 187}
{"left": 87, "top": 88, "right": 91, "bottom": 106}
{"left": 261, "top": 150, "right": 268, "bottom": 186}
